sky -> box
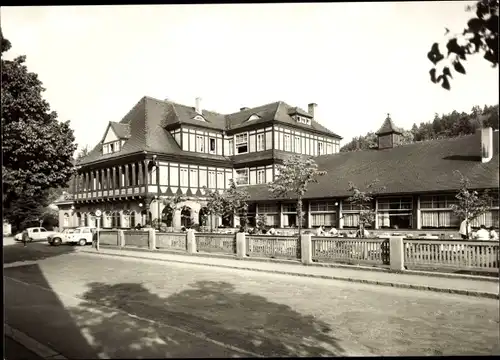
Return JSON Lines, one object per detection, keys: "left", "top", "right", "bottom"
{"left": 1, "top": 2, "right": 498, "bottom": 152}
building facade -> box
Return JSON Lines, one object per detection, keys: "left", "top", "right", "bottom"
{"left": 56, "top": 96, "right": 499, "bottom": 232}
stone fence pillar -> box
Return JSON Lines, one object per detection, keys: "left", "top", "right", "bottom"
{"left": 148, "top": 228, "right": 156, "bottom": 250}
{"left": 389, "top": 236, "right": 405, "bottom": 271}
{"left": 118, "top": 230, "right": 125, "bottom": 247}
{"left": 300, "top": 233, "right": 312, "bottom": 265}
{"left": 236, "top": 232, "right": 246, "bottom": 258}
{"left": 187, "top": 229, "right": 197, "bottom": 254}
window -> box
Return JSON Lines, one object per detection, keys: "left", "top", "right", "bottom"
{"left": 236, "top": 169, "right": 249, "bottom": 185}
{"left": 310, "top": 201, "right": 337, "bottom": 227}
{"left": 377, "top": 197, "right": 413, "bottom": 229}
{"left": 180, "top": 168, "right": 188, "bottom": 185}
{"left": 228, "top": 139, "right": 234, "bottom": 156}
{"left": 256, "top": 170, "right": 265, "bottom": 184}
{"left": 83, "top": 228, "right": 91, "bottom": 233}
{"left": 256, "top": 134, "right": 265, "bottom": 152}
{"left": 284, "top": 134, "right": 291, "bottom": 151}
{"left": 196, "top": 135, "right": 204, "bottom": 152}
{"left": 258, "top": 204, "right": 279, "bottom": 226}
{"left": 327, "top": 143, "right": 332, "bottom": 155}
{"left": 317, "top": 142, "right": 324, "bottom": 155}
{"left": 235, "top": 133, "right": 248, "bottom": 154}
{"left": 110, "top": 143, "right": 115, "bottom": 152}
{"left": 294, "top": 136, "right": 301, "bottom": 153}
{"left": 209, "top": 138, "right": 216, "bottom": 153}
{"left": 208, "top": 171, "right": 216, "bottom": 188}
{"left": 420, "top": 194, "right": 499, "bottom": 228}
{"left": 190, "top": 169, "right": 198, "bottom": 187}
{"left": 217, "top": 172, "right": 224, "bottom": 188}
{"left": 63, "top": 213, "right": 69, "bottom": 227}
{"left": 40, "top": 228, "right": 46, "bottom": 232}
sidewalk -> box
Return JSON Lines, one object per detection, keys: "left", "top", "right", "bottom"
{"left": 4, "top": 324, "right": 67, "bottom": 360}
{"left": 78, "top": 247, "right": 499, "bottom": 299}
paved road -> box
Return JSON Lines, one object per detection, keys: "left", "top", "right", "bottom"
{"left": 3, "top": 241, "right": 500, "bottom": 357}
{"left": 4, "top": 336, "right": 45, "bottom": 360}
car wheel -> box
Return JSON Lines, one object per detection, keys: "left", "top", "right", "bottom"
{"left": 78, "top": 239, "right": 87, "bottom": 246}
{"left": 52, "top": 238, "right": 62, "bottom": 246}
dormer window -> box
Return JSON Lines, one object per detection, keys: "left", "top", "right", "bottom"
{"left": 295, "top": 115, "right": 311, "bottom": 125}
{"left": 193, "top": 115, "right": 206, "bottom": 122}
{"left": 103, "top": 140, "right": 121, "bottom": 155}
{"left": 247, "top": 114, "right": 260, "bottom": 121}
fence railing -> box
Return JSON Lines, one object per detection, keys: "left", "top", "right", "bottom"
{"left": 123, "top": 230, "right": 149, "bottom": 248}
{"left": 247, "top": 235, "right": 300, "bottom": 260}
{"left": 311, "top": 236, "right": 390, "bottom": 265}
{"left": 195, "top": 233, "right": 236, "bottom": 254}
{"left": 156, "top": 232, "right": 187, "bottom": 251}
{"left": 404, "top": 239, "right": 499, "bottom": 271}
{"left": 98, "top": 230, "right": 120, "bottom": 246}
{"left": 94, "top": 230, "right": 499, "bottom": 275}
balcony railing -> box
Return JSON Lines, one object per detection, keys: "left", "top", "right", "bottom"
{"left": 75, "top": 186, "right": 155, "bottom": 200}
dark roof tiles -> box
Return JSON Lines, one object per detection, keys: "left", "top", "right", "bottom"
{"left": 243, "top": 131, "right": 499, "bottom": 201}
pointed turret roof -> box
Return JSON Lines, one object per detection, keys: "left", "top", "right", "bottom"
{"left": 376, "top": 113, "right": 403, "bottom": 135}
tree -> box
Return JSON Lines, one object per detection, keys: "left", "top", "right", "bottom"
{"left": 255, "top": 213, "right": 267, "bottom": 233}
{"left": 161, "top": 194, "right": 186, "bottom": 228}
{"left": 346, "top": 179, "right": 386, "bottom": 238}
{"left": 203, "top": 186, "right": 226, "bottom": 232}
{"left": 450, "top": 170, "right": 493, "bottom": 239}
{"left": 268, "top": 155, "right": 326, "bottom": 236}
{"left": 203, "top": 180, "right": 250, "bottom": 231}
{"left": 2, "top": 33, "right": 77, "bottom": 222}
{"left": 428, "top": 0, "right": 498, "bottom": 90}
{"left": 4, "top": 191, "right": 49, "bottom": 233}
{"left": 224, "top": 179, "right": 250, "bottom": 231}
{"left": 76, "top": 146, "right": 90, "bottom": 161}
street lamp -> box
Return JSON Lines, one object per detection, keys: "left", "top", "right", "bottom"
{"left": 152, "top": 155, "right": 161, "bottom": 230}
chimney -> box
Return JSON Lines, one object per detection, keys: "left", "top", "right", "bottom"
{"left": 195, "top": 97, "right": 202, "bottom": 114}
{"left": 308, "top": 103, "right": 317, "bottom": 118}
{"left": 240, "top": 107, "right": 250, "bottom": 111}
{"left": 481, "top": 127, "right": 493, "bottom": 163}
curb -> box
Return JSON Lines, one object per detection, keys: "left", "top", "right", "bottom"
{"left": 92, "top": 245, "right": 499, "bottom": 282}
{"left": 79, "top": 249, "right": 499, "bottom": 300}
{"left": 4, "top": 323, "right": 67, "bottom": 359}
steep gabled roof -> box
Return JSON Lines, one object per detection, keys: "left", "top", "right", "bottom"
{"left": 225, "top": 102, "right": 281, "bottom": 130}
{"left": 162, "top": 100, "right": 227, "bottom": 130}
{"left": 225, "top": 101, "right": 342, "bottom": 138}
{"left": 77, "top": 97, "right": 230, "bottom": 165}
{"left": 109, "top": 122, "right": 131, "bottom": 139}
{"left": 244, "top": 131, "right": 499, "bottom": 201}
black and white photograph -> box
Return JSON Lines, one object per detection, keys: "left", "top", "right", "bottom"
{"left": 2, "top": 1, "right": 499, "bottom": 358}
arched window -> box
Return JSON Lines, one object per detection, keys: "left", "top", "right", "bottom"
{"left": 63, "top": 213, "right": 69, "bottom": 228}
{"left": 140, "top": 210, "right": 151, "bottom": 226}
{"left": 129, "top": 211, "right": 136, "bottom": 228}
{"left": 199, "top": 207, "right": 209, "bottom": 227}
{"left": 111, "top": 211, "right": 121, "bottom": 228}
{"left": 88, "top": 212, "right": 96, "bottom": 228}
{"left": 181, "top": 206, "right": 192, "bottom": 228}
{"left": 123, "top": 210, "right": 131, "bottom": 228}
{"left": 103, "top": 211, "right": 112, "bottom": 228}
{"left": 76, "top": 212, "right": 83, "bottom": 226}
{"left": 162, "top": 206, "right": 174, "bottom": 227}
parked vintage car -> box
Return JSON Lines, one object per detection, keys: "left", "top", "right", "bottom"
{"left": 20, "top": 227, "right": 59, "bottom": 242}
{"left": 48, "top": 227, "right": 96, "bottom": 246}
